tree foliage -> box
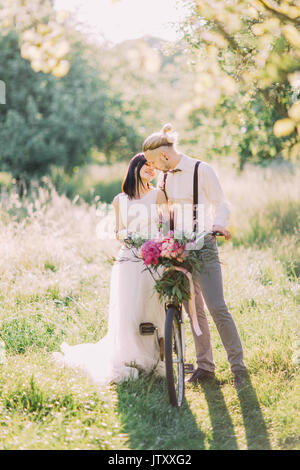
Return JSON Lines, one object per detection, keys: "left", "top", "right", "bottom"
{"left": 0, "top": 0, "right": 71, "bottom": 77}
{"left": 0, "top": 31, "right": 140, "bottom": 188}
{"left": 180, "top": 0, "right": 300, "bottom": 163}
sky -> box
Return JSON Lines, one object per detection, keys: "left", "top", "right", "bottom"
{"left": 54, "top": 0, "right": 188, "bottom": 44}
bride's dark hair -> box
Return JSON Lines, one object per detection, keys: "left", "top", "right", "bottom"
{"left": 122, "top": 153, "right": 149, "bottom": 199}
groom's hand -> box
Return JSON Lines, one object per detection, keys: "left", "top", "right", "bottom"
{"left": 212, "top": 225, "right": 232, "bottom": 240}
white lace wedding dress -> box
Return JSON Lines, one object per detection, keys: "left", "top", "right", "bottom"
{"left": 53, "top": 188, "right": 166, "bottom": 386}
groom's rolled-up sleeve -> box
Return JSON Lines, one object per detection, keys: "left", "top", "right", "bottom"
{"left": 202, "top": 163, "right": 231, "bottom": 228}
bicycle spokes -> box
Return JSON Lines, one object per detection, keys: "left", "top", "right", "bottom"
{"left": 165, "top": 306, "right": 185, "bottom": 407}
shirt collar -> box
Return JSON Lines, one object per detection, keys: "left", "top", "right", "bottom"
{"left": 172, "top": 153, "right": 189, "bottom": 171}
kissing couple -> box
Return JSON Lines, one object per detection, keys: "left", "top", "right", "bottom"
{"left": 53, "top": 123, "right": 247, "bottom": 388}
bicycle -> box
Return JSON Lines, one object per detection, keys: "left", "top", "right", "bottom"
{"left": 140, "top": 230, "right": 224, "bottom": 407}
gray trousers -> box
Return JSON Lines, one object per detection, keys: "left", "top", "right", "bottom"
{"left": 183, "top": 235, "right": 246, "bottom": 373}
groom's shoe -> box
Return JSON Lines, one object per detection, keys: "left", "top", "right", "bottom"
{"left": 233, "top": 370, "right": 248, "bottom": 390}
{"left": 185, "top": 367, "right": 215, "bottom": 384}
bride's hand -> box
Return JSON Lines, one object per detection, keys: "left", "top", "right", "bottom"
{"left": 116, "top": 229, "right": 129, "bottom": 241}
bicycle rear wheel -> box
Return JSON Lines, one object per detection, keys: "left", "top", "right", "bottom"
{"left": 165, "top": 305, "right": 185, "bottom": 407}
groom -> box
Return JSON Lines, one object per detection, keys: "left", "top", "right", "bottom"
{"left": 143, "top": 130, "right": 247, "bottom": 387}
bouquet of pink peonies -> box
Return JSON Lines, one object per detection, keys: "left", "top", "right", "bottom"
{"left": 140, "top": 235, "right": 186, "bottom": 266}
{"left": 124, "top": 231, "right": 204, "bottom": 306}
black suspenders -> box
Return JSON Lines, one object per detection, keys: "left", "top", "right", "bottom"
{"left": 161, "top": 172, "right": 174, "bottom": 229}
{"left": 161, "top": 160, "right": 201, "bottom": 233}
{"left": 193, "top": 160, "right": 201, "bottom": 233}
{"left": 162, "top": 172, "right": 168, "bottom": 201}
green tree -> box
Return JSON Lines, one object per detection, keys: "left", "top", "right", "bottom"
{"left": 180, "top": 0, "right": 300, "bottom": 164}
{"left": 0, "top": 0, "right": 71, "bottom": 78}
{"left": 0, "top": 31, "right": 140, "bottom": 192}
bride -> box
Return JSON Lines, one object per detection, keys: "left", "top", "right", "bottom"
{"left": 53, "top": 153, "right": 168, "bottom": 386}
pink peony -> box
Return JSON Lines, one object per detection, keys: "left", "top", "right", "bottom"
{"left": 141, "top": 239, "right": 162, "bottom": 266}
{"left": 160, "top": 235, "right": 186, "bottom": 260}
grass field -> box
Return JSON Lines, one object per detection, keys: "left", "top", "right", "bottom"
{"left": 0, "top": 161, "right": 299, "bottom": 450}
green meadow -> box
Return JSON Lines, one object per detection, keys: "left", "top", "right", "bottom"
{"left": 0, "top": 161, "right": 299, "bottom": 450}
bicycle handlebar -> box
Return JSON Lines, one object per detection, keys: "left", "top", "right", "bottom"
{"left": 195, "top": 230, "right": 225, "bottom": 240}
{"left": 123, "top": 230, "right": 225, "bottom": 246}
{"left": 210, "top": 230, "right": 225, "bottom": 237}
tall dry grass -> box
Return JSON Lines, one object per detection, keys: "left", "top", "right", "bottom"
{"left": 0, "top": 162, "right": 299, "bottom": 450}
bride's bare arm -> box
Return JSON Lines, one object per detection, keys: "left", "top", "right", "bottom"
{"left": 112, "top": 195, "right": 124, "bottom": 241}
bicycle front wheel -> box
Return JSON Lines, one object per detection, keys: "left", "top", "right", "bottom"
{"left": 165, "top": 306, "right": 185, "bottom": 407}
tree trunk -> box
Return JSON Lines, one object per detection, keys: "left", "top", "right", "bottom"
{"left": 14, "top": 176, "right": 27, "bottom": 198}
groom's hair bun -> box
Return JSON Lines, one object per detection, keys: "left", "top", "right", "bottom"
{"left": 161, "top": 123, "right": 178, "bottom": 144}
{"left": 162, "top": 123, "right": 174, "bottom": 134}
{"left": 142, "top": 123, "right": 178, "bottom": 152}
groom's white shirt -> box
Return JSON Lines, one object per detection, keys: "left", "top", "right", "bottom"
{"left": 156, "top": 154, "right": 231, "bottom": 232}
